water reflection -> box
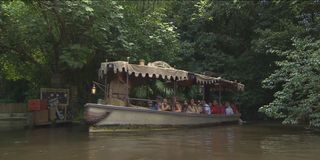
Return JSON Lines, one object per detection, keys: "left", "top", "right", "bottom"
{"left": 0, "top": 124, "right": 320, "bottom": 160}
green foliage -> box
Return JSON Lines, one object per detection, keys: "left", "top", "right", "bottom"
{"left": 1, "top": 0, "right": 320, "bottom": 126}
{"left": 0, "top": 0, "right": 126, "bottom": 76}
{"left": 164, "top": 0, "right": 320, "bottom": 122}
{"left": 130, "top": 80, "right": 174, "bottom": 99}
{"left": 1, "top": 0, "right": 125, "bottom": 103}
{"left": 260, "top": 38, "right": 320, "bottom": 127}
{"left": 120, "top": 1, "right": 180, "bottom": 63}
{"left": 130, "top": 85, "right": 152, "bottom": 99}
{"left": 165, "top": 1, "right": 266, "bottom": 119}
{"left": 60, "top": 44, "right": 93, "bottom": 68}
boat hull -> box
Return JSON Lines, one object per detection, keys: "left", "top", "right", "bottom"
{"left": 85, "top": 103, "right": 240, "bottom": 130}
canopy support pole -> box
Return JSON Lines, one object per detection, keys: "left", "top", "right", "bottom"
{"left": 105, "top": 59, "right": 108, "bottom": 100}
{"left": 174, "top": 79, "right": 177, "bottom": 97}
{"left": 218, "top": 84, "right": 222, "bottom": 106}
{"left": 126, "top": 57, "right": 130, "bottom": 106}
{"left": 202, "top": 85, "right": 205, "bottom": 101}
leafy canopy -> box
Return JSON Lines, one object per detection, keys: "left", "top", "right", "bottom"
{"left": 260, "top": 38, "right": 320, "bottom": 127}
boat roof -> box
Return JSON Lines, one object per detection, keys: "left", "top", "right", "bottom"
{"left": 99, "top": 61, "right": 244, "bottom": 91}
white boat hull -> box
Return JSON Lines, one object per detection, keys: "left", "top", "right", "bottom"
{"left": 85, "top": 103, "right": 240, "bottom": 128}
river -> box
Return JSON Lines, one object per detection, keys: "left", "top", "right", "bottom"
{"left": 0, "top": 123, "right": 319, "bottom": 160}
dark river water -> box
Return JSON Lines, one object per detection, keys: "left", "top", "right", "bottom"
{"left": 0, "top": 123, "right": 319, "bottom": 160}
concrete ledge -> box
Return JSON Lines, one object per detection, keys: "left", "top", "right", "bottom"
{"left": 0, "top": 113, "right": 31, "bottom": 131}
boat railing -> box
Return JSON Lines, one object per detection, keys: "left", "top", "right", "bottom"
{"left": 128, "top": 98, "right": 156, "bottom": 102}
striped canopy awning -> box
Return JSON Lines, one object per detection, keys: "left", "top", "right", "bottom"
{"left": 99, "top": 61, "right": 245, "bottom": 91}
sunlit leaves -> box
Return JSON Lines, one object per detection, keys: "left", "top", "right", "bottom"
{"left": 0, "top": 56, "right": 23, "bottom": 80}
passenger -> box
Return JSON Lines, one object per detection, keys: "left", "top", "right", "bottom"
{"left": 171, "top": 97, "right": 182, "bottom": 112}
{"left": 225, "top": 102, "right": 234, "bottom": 115}
{"left": 208, "top": 102, "right": 212, "bottom": 108}
{"left": 202, "top": 100, "right": 211, "bottom": 115}
{"left": 186, "top": 99, "right": 197, "bottom": 113}
{"left": 161, "top": 98, "right": 171, "bottom": 111}
{"left": 155, "top": 96, "right": 162, "bottom": 111}
{"left": 231, "top": 103, "right": 239, "bottom": 114}
{"left": 175, "top": 101, "right": 182, "bottom": 112}
{"left": 181, "top": 100, "right": 188, "bottom": 112}
{"left": 195, "top": 99, "right": 202, "bottom": 113}
{"left": 219, "top": 102, "right": 226, "bottom": 114}
{"left": 148, "top": 100, "right": 155, "bottom": 110}
{"left": 197, "top": 100, "right": 201, "bottom": 105}
{"left": 211, "top": 100, "right": 220, "bottom": 114}
{"left": 149, "top": 100, "right": 159, "bottom": 111}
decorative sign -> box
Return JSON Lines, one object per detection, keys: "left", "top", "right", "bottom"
{"left": 40, "top": 88, "right": 69, "bottom": 106}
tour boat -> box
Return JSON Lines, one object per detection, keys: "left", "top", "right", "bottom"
{"left": 85, "top": 60, "right": 244, "bottom": 132}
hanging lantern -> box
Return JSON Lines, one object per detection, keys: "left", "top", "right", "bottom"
{"left": 91, "top": 84, "right": 96, "bottom": 95}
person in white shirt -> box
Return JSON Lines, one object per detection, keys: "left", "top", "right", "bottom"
{"left": 225, "top": 102, "right": 234, "bottom": 116}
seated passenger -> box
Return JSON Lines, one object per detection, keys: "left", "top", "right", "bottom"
{"left": 171, "top": 97, "right": 182, "bottom": 112}
{"left": 225, "top": 102, "right": 234, "bottom": 116}
{"left": 220, "top": 103, "right": 226, "bottom": 114}
{"left": 211, "top": 100, "right": 220, "bottom": 114}
{"left": 154, "top": 97, "right": 162, "bottom": 111}
{"left": 231, "top": 103, "right": 239, "bottom": 114}
{"left": 175, "top": 102, "right": 182, "bottom": 112}
{"left": 148, "top": 100, "right": 154, "bottom": 109}
{"left": 197, "top": 100, "right": 201, "bottom": 105}
{"left": 186, "top": 99, "right": 197, "bottom": 113}
{"left": 202, "top": 100, "right": 211, "bottom": 115}
{"left": 195, "top": 100, "right": 203, "bottom": 114}
{"left": 161, "top": 98, "right": 171, "bottom": 111}
{"left": 149, "top": 100, "right": 159, "bottom": 110}
{"left": 181, "top": 100, "right": 188, "bottom": 112}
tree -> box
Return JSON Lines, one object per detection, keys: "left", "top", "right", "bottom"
{"left": 0, "top": 0, "right": 180, "bottom": 102}
{"left": 166, "top": 0, "right": 275, "bottom": 119}
{"left": 257, "top": 0, "right": 320, "bottom": 126}
{"left": 260, "top": 38, "right": 320, "bottom": 127}
{"left": 0, "top": 0, "right": 128, "bottom": 80}
{"left": 120, "top": 0, "right": 180, "bottom": 63}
